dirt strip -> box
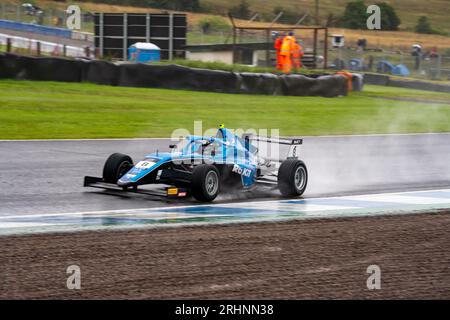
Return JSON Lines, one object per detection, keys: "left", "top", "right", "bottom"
{"left": 0, "top": 211, "right": 449, "bottom": 299}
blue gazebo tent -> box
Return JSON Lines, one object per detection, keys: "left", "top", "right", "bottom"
{"left": 392, "top": 64, "right": 410, "bottom": 76}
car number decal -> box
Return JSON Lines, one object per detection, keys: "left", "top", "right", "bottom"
{"left": 135, "top": 161, "right": 156, "bottom": 170}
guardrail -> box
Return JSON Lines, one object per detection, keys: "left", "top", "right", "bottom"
{"left": 0, "top": 19, "right": 72, "bottom": 38}
{"left": 0, "top": 33, "right": 87, "bottom": 57}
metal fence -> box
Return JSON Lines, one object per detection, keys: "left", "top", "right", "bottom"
{"left": 0, "top": 3, "right": 94, "bottom": 32}
{"left": 328, "top": 47, "right": 450, "bottom": 80}
{"left": 0, "top": 32, "right": 90, "bottom": 57}
{"left": 187, "top": 28, "right": 232, "bottom": 45}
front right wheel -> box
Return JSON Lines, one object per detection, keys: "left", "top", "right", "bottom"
{"left": 190, "top": 164, "right": 221, "bottom": 202}
{"left": 278, "top": 159, "right": 308, "bottom": 197}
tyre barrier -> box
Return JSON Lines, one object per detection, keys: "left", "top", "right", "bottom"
{"left": 84, "top": 60, "right": 120, "bottom": 86}
{"left": 239, "top": 72, "right": 283, "bottom": 95}
{"left": 0, "top": 53, "right": 83, "bottom": 82}
{"left": 362, "top": 72, "right": 450, "bottom": 93}
{"left": 352, "top": 73, "right": 364, "bottom": 92}
{"left": 281, "top": 74, "right": 349, "bottom": 97}
{"left": 0, "top": 52, "right": 22, "bottom": 79}
{"left": 388, "top": 79, "right": 450, "bottom": 94}
{"left": 362, "top": 73, "right": 390, "bottom": 86}
{"left": 118, "top": 64, "right": 242, "bottom": 93}
{"left": 0, "top": 53, "right": 348, "bottom": 97}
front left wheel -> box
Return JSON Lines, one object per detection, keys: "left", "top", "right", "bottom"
{"left": 103, "top": 153, "right": 133, "bottom": 184}
{"left": 190, "top": 164, "right": 221, "bottom": 202}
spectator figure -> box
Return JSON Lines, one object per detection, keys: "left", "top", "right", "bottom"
{"left": 430, "top": 47, "right": 438, "bottom": 59}
{"left": 368, "top": 55, "right": 374, "bottom": 71}
{"left": 357, "top": 38, "right": 367, "bottom": 53}
{"left": 411, "top": 44, "right": 422, "bottom": 70}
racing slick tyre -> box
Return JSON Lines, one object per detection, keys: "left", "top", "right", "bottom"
{"left": 191, "top": 164, "right": 221, "bottom": 202}
{"left": 103, "top": 153, "right": 133, "bottom": 184}
{"left": 278, "top": 159, "right": 308, "bottom": 197}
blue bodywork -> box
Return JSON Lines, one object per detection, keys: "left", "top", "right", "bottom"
{"left": 118, "top": 128, "right": 258, "bottom": 188}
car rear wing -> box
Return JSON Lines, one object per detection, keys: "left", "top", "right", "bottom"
{"left": 242, "top": 134, "right": 303, "bottom": 160}
{"left": 242, "top": 134, "right": 302, "bottom": 146}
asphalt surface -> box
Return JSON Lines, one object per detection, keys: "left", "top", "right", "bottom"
{"left": 1, "top": 133, "right": 450, "bottom": 216}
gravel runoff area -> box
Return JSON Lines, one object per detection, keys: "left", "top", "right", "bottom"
{"left": 0, "top": 210, "right": 449, "bottom": 299}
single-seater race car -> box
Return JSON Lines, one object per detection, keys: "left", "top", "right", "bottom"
{"left": 84, "top": 126, "right": 307, "bottom": 202}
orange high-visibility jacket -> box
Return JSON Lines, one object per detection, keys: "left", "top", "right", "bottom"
{"left": 292, "top": 42, "right": 304, "bottom": 68}
{"left": 336, "top": 70, "right": 353, "bottom": 92}
{"left": 274, "top": 38, "right": 282, "bottom": 52}
{"left": 274, "top": 37, "right": 283, "bottom": 69}
{"left": 280, "top": 35, "right": 296, "bottom": 56}
{"left": 292, "top": 42, "right": 304, "bottom": 59}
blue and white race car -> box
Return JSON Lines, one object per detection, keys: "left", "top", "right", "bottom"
{"left": 84, "top": 126, "right": 307, "bottom": 202}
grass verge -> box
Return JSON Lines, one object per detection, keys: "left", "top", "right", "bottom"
{"left": 0, "top": 80, "right": 450, "bottom": 139}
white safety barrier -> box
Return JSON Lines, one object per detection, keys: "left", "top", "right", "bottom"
{"left": 0, "top": 32, "right": 89, "bottom": 57}
{"left": 71, "top": 30, "right": 94, "bottom": 42}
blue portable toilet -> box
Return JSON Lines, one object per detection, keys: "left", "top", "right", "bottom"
{"left": 128, "top": 42, "right": 160, "bottom": 63}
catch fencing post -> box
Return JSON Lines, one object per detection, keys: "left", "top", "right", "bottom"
{"left": 123, "top": 13, "right": 128, "bottom": 61}
{"left": 265, "top": 29, "right": 271, "bottom": 67}
{"left": 84, "top": 46, "right": 90, "bottom": 58}
{"left": 48, "top": 9, "right": 52, "bottom": 26}
{"left": 169, "top": 13, "right": 174, "bottom": 60}
{"left": 6, "top": 38, "right": 12, "bottom": 53}
{"left": 437, "top": 55, "right": 442, "bottom": 80}
{"left": 16, "top": 4, "right": 20, "bottom": 22}
{"left": 63, "top": 44, "right": 67, "bottom": 57}
{"left": 146, "top": 13, "right": 151, "bottom": 43}
{"left": 36, "top": 41, "right": 41, "bottom": 56}
{"left": 324, "top": 28, "right": 328, "bottom": 69}
{"left": 313, "top": 28, "right": 318, "bottom": 68}
{"left": 99, "top": 13, "right": 104, "bottom": 58}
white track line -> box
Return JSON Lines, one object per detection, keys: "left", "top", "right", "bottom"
{"left": 1, "top": 188, "right": 449, "bottom": 220}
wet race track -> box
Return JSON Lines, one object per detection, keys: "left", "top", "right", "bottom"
{"left": 1, "top": 133, "right": 450, "bottom": 234}
{"left": 1, "top": 133, "right": 450, "bottom": 299}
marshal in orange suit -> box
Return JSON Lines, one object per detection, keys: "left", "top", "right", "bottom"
{"left": 274, "top": 34, "right": 283, "bottom": 71}
{"left": 292, "top": 41, "right": 304, "bottom": 70}
{"left": 279, "top": 31, "right": 296, "bottom": 74}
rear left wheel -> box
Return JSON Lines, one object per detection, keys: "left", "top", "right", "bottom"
{"left": 278, "top": 159, "right": 308, "bottom": 197}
